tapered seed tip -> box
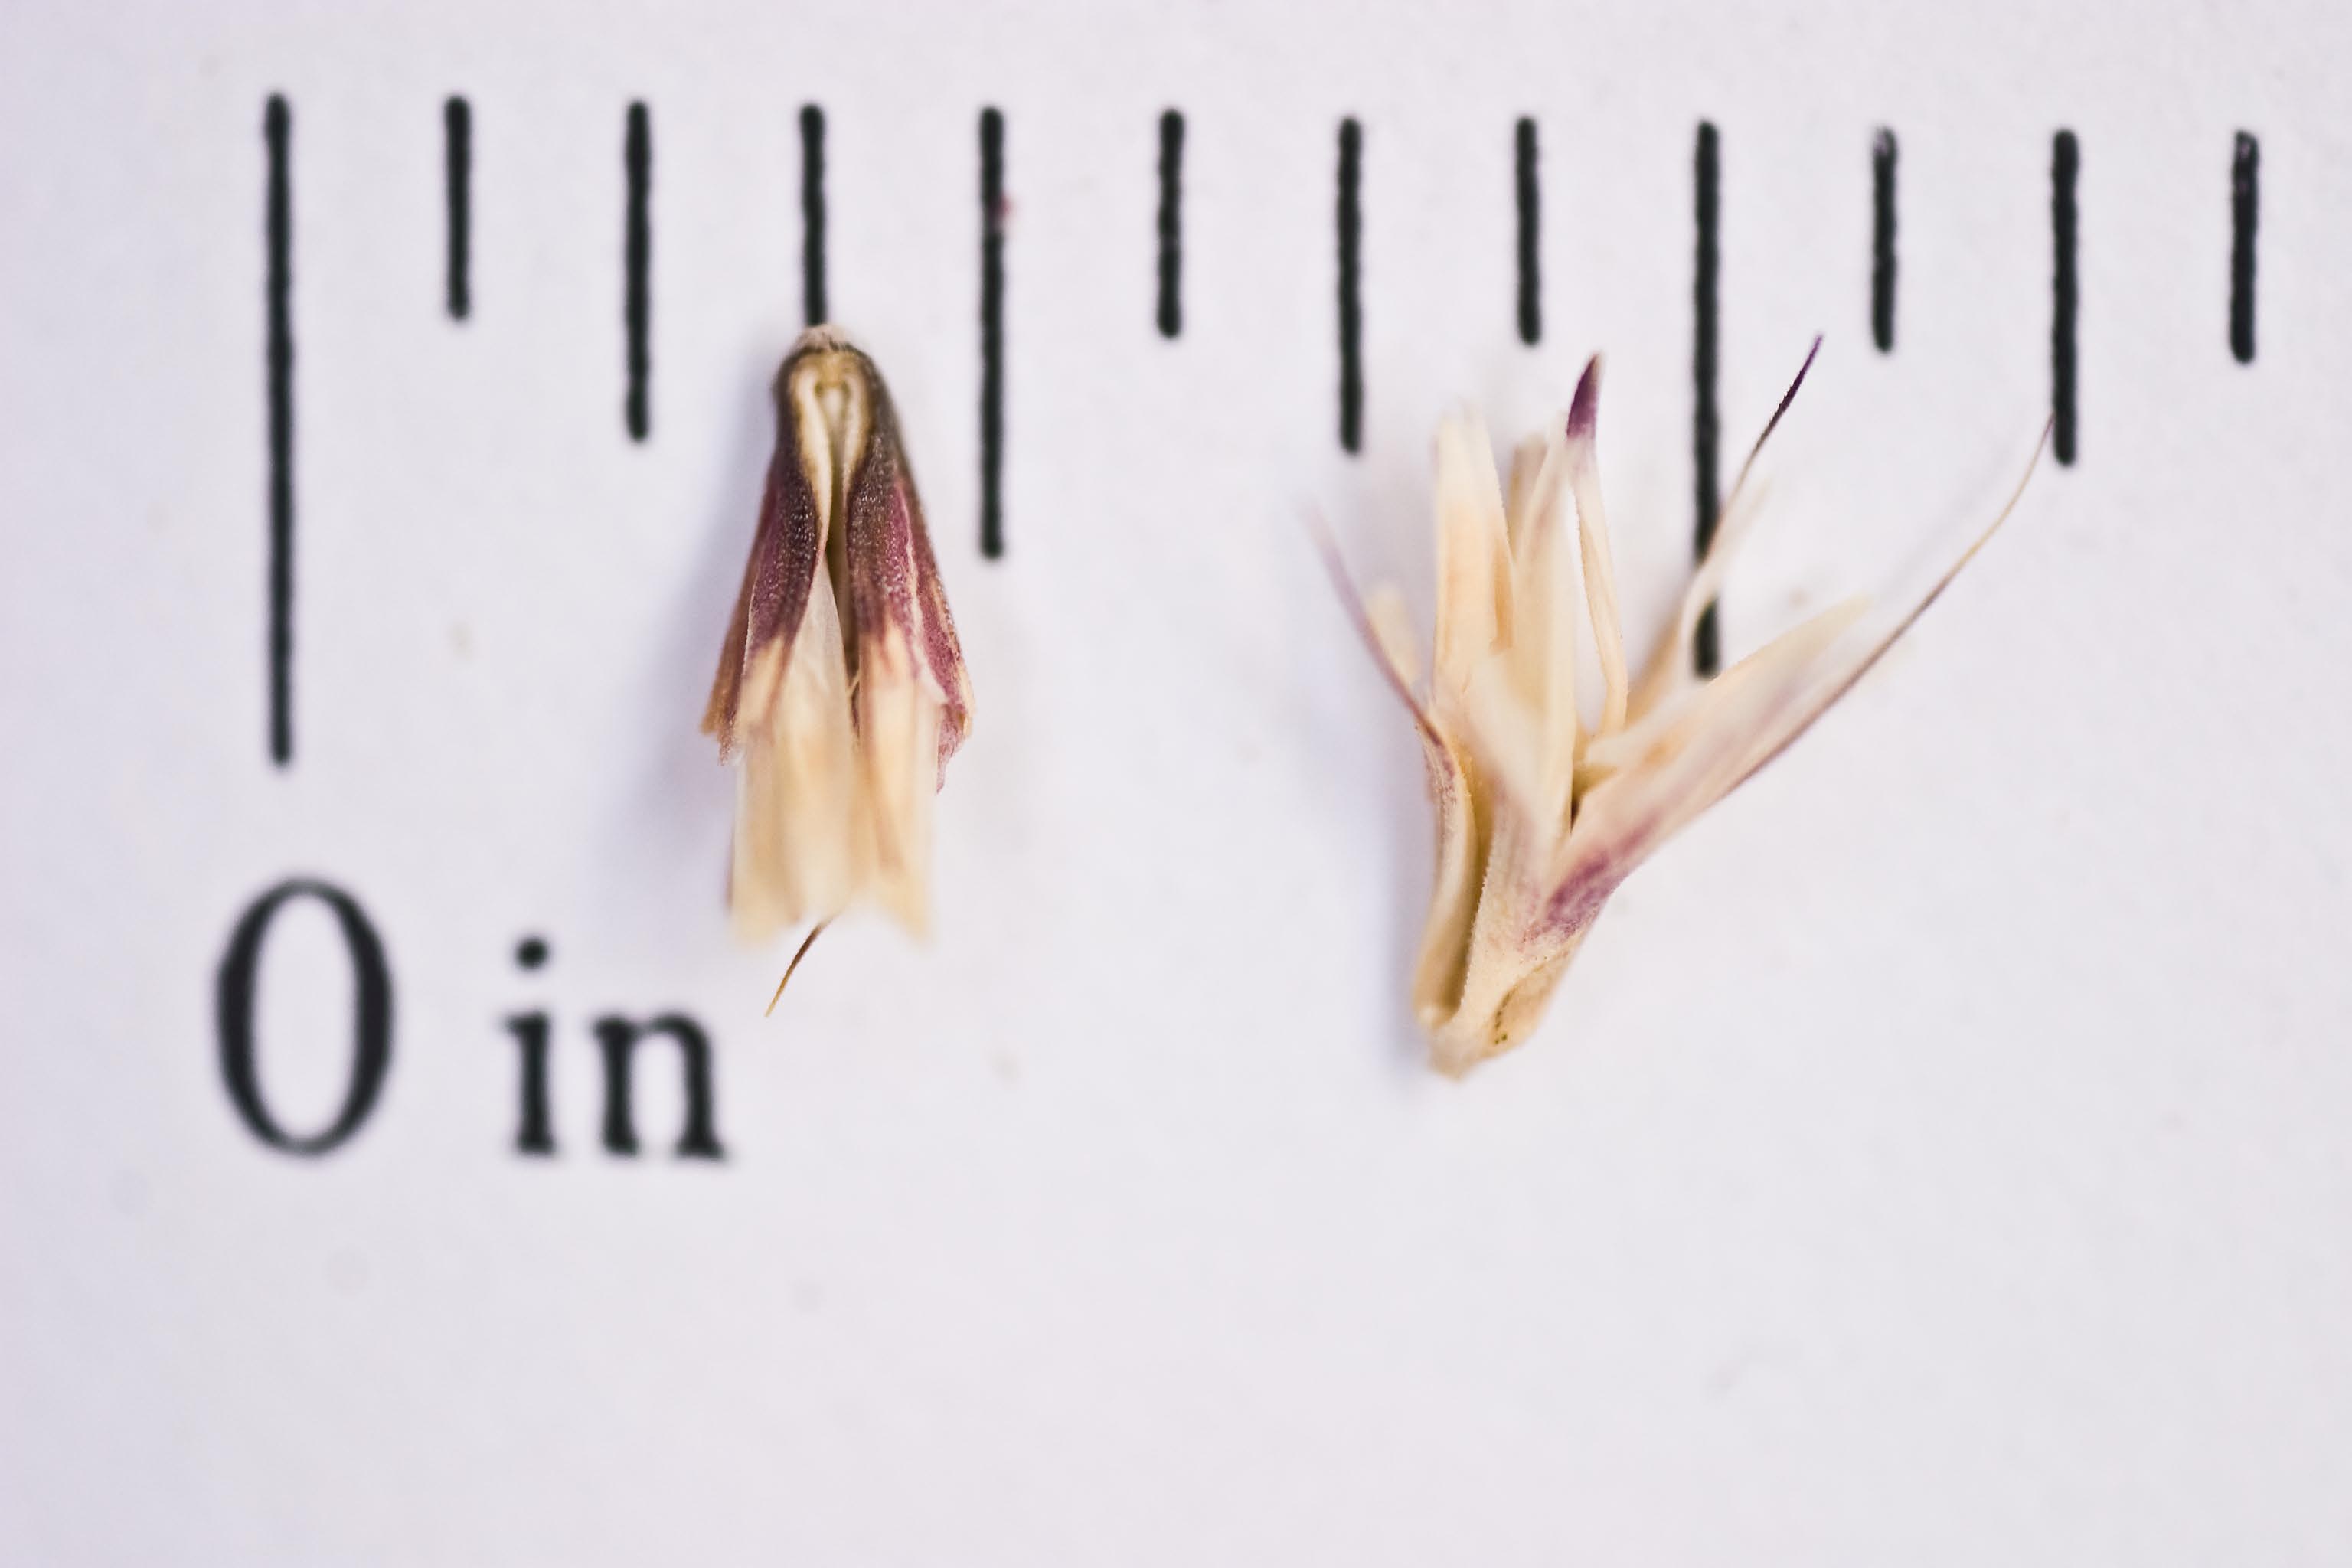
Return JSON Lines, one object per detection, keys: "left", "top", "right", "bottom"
{"left": 791, "top": 322, "right": 855, "bottom": 355}
{"left": 1566, "top": 355, "right": 1603, "bottom": 443}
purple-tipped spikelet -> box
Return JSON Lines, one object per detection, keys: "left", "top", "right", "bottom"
{"left": 1331, "top": 341, "right": 2043, "bottom": 1076}
{"left": 705, "top": 328, "right": 974, "bottom": 947}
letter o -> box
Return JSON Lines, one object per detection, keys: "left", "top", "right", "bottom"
{"left": 214, "top": 878, "right": 394, "bottom": 1155}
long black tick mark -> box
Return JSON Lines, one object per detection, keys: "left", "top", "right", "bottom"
{"left": 1336, "top": 117, "right": 1364, "bottom": 455}
{"left": 800, "top": 104, "right": 827, "bottom": 327}
{"left": 1691, "top": 120, "right": 1722, "bottom": 675}
{"left": 979, "top": 107, "right": 1006, "bottom": 559}
{"left": 2230, "top": 131, "right": 2258, "bottom": 365}
{"left": 1514, "top": 117, "right": 1540, "bottom": 346}
{"left": 264, "top": 94, "right": 295, "bottom": 767}
{"left": 2051, "top": 129, "right": 2079, "bottom": 466}
{"left": 444, "top": 97, "right": 471, "bottom": 321}
{"left": 1870, "top": 128, "right": 1896, "bottom": 353}
{"left": 624, "top": 102, "right": 652, "bottom": 443}
{"left": 1156, "top": 109, "right": 1184, "bottom": 339}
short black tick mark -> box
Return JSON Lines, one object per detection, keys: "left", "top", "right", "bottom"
{"left": 800, "top": 104, "right": 828, "bottom": 327}
{"left": 1870, "top": 128, "right": 1896, "bottom": 354}
{"left": 444, "top": 96, "right": 471, "bottom": 322}
{"left": 1514, "top": 117, "right": 1540, "bottom": 346}
{"left": 1336, "top": 117, "right": 1364, "bottom": 455}
{"left": 979, "top": 106, "right": 1006, "bottom": 560}
{"left": 264, "top": 93, "right": 295, "bottom": 767}
{"left": 2051, "top": 129, "right": 2079, "bottom": 466}
{"left": 1692, "top": 120, "right": 1722, "bottom": 675}
{"left": 1156, "top": 109, "right": 1184, "bottom": 340}
{"left": 624, "top": 102, "right": 652, "bottom": 443}
{"left": 2230, "top": 131, "right": 2259, "bottom": 366}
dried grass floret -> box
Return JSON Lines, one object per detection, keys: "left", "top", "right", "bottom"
{"left": 705, "top": 328, "right": 974, "bottom": 970}
{"left": 1328, "top": 342, "right": 2045, "bottom": 1076}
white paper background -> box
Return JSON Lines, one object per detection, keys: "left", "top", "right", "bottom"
{"left": 6, "top": 1, "right": 2352, "bottom": 1562}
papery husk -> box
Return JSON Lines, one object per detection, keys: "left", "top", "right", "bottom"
{"left": 1332, "top": 343, "right": 2044, "bottom": 1076}
{"left": 705, "top": 327, "right": 974, "bottom": 944}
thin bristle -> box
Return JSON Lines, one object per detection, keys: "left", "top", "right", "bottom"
{"left": 766, "top": 918, "right": 833, "bottom": 1016}
{"left": 1724, "top": 333, "right": 1823, "bottom": 505}
{"left": 1729, "top": 414, "right": 2052, "bottom": 793}
{"left": 1306, "top": 508, "right": 1450, "bottom": 753}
